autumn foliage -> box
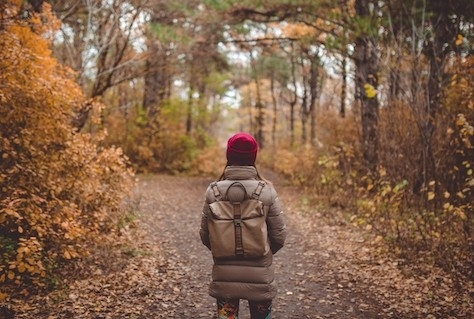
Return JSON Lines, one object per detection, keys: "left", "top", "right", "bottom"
{"left": 0, "top": 2, "right": 133, "bottom": 294}
{"left": 0, "top": 0, "right": 469, "bottom": 306}
{"left": 263, "top": 56, "right": 474, "bottom": 281}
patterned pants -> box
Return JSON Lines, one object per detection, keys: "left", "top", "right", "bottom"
{"left": 217, "top": 298, "right": 272, "bottom": 319}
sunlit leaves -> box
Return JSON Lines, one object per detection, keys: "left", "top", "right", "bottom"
{"left": 427, "top": 191, "right": 435, "bottom": 201}
{"left": 363, "top": 83, "right": 377, "bottom": 98}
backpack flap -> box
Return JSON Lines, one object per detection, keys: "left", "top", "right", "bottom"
{"left": 209, "top": 201, "right": 234, "bottom": 220}
{"left": 208, "top": 201, "right": 236, "bottom": 258}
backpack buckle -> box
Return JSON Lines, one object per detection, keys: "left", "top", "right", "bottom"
{"left": 235, "top": 249, "right": 244, "bottom": 256}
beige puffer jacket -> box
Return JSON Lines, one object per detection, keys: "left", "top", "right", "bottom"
{"left": 199, "top": 166, "right": 287, "bottom": 301}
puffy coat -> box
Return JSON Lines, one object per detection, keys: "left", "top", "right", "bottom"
{"left": 199, "top": 165, "right": 287, "bottom": 301}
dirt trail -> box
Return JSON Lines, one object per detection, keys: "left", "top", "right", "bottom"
{"left": 136, "top": 173, "right": 387, "bottom": 318}
{"left": 5, "top": 173, "right": 472, "bottom": 318}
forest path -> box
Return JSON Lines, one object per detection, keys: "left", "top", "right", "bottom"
{"left": 9, "top": 172, "right": 444, "bottom": 319}
{"left": 7, "top": 172, "right": 471, "bottom": 318}
{"left": 134, "top": 173, "right": 388, "bottom": 318}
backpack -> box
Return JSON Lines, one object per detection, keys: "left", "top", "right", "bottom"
{"left": 207, "top": 181, "right": 269, "bottom": 259}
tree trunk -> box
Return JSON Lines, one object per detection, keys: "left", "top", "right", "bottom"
{"left": 419, "top": 7, "right": 455, "bottom": 193}
{"left": 143, "top": 39, "right": 168, "bottom": 121}
{"left": 389, "top": 54, "right": 402, "bottom": 101}
{"left": 270, "top": 75, "right": 277, "bottom": 146}
{"left": 309, "top": 55, "right": 319, "bottom": 145}
{"left": 354, "top": 0, "right": 379, "bottom": 174}
{"left": 301, "top": 68, "right": 308, "bottom": 145}
{"left": 289, "top": 43, "right": 297, "bottom": 147}
{"left": 340, "top": 55, "right": 347, "bottom": 118}
{"left": 186, "top": 82, "right": 194, "bottom": 134}
{"left": 254, "top": 77, "right": 264, "bottom": 148}
{"left": 250, "top": 52, "right": 264, "bottom": 148}
{"left": 290, "top": 101, "right": 296, "bottom": 147}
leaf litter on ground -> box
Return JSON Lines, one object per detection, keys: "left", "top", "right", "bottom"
{"left": 1, "top": 174, "right": 473, "bottom": 318}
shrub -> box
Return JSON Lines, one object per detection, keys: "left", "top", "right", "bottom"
{"left": 0, "top": 2, "right": 134, "bottom": 293}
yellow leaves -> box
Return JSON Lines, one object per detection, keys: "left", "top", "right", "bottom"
{"left": 427, "top": 191, "right": 435, "bottom": 201}
{"left": 443, "top": 202, "right": 468, "bottom": 221}
{"left": 468, "top": 99, "right": 474, "bottom": 110}
{"left": 455, "top": 34, "right": 463, "bottom": 46}
{"left": 442, "top": 202, "right": 452, "bottom": 211}
{"left": 364, "top": 83, "right": 377, "bottom": 98}
{"left": 454, "top": 209, "right": 467, "bottom": 220}
{"left": 455, "top": 113, "right": 467, "bottom": 126}
{"left": 456, "top": 191, "right": 466, "bottom": 199}
{"left": 466, "top": 178, "right": 474, "bottom": 187}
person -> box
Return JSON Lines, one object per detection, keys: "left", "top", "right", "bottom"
{"left": 199, "top": 132, "right": 287, "bottom": 319}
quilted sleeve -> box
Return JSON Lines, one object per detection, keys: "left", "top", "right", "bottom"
{"left": 266, "top": 186, "right": 287, "bottom": 254}
{"left": 199, "top": 187, "right": 212, "bottom": 250}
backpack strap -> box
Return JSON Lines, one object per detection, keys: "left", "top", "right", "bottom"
{"left": 233, "top": 201, "right": 244, "bottom": 256}
{"left": 225, "top": 182, "right": 247, "bottom": 256}
{"left": 210, "top": 182, "right": 222, "bottom": 201}
{"left": 251, "top": 181, "right": 266, "bottom": 200}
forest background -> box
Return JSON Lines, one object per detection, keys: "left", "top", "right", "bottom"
{"left": 0, "top": 0, "right": 473, "bottom": 310}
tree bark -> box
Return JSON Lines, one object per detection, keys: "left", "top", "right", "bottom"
{"left": 419, "top": 6, "right": 455, "bottom": 191}
{"left": 270, "top": 75, "right": 277, "bottom": 146}
{"left": 354, "top": 0, "right": 379, "bottom": 174}
{"left": 301, "top": 66, "right": 308, "bottom": 145}
{"left": 309, "top": 55, "right": 319, "bottom": 145}
{"left": 288, "top": 43, "right": 297, "bottom": 147}
{"left": 340, "top": 55, "right": 347, "bottom": 118}
{"left": 143, "top": 39, "right": 168, "bottom": 121}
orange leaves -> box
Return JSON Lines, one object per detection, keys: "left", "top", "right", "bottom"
{"left": 1, "top": 0, "right": 134, "bottom": 292}
{"left": 0, "top": 207, "right": 22, "bottom": 222}
{"left": 280, "top": 22, "right": 317, "bottom": 39}
{"left": 62, "top": 246, "right": 79, "bottom": 260}
{"left": 1, "top": 237, "right": 46, "bottom": 286}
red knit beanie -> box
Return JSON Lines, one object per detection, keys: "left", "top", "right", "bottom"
{"left": 226, "top": 132, "right": 258, "bottom": 166}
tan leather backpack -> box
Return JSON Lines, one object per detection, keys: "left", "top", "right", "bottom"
{"left": 207, "top": 181, "right": 269, "bottom": 259}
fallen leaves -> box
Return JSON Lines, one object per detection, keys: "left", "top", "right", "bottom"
{"left": 2, "top": 174, "right": 473, "bottom": 319}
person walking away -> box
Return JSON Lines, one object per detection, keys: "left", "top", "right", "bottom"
{"left": 199, "top": 132, "right": 287, "bottom": 319}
